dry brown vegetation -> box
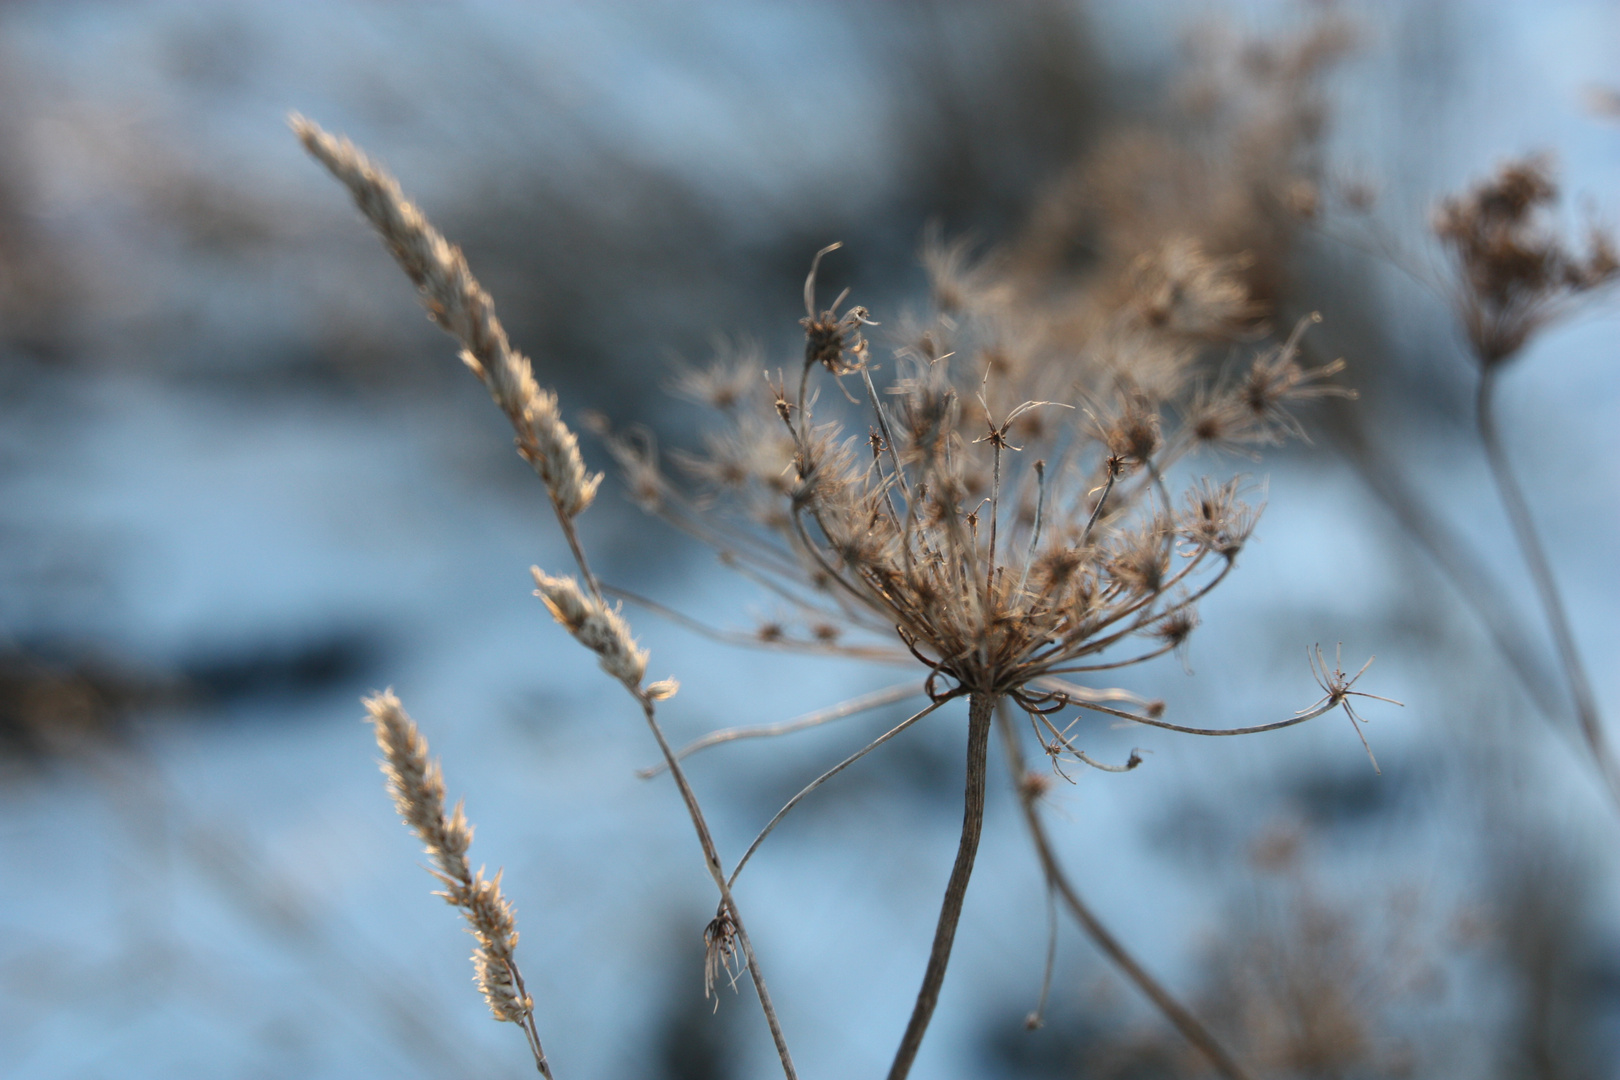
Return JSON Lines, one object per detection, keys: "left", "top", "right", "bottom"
{"left": 5, "top": 6, "right": 1617, "bottom": 1079}
{"left": 289, "top": 17, "right": 1459, "bottom": 1078}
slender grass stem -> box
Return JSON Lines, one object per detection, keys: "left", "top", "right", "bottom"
{"left": 1027, "top": 880, "right": 1058, "bottom": 1030}
{"left": 640, "top": 681, "right": 926, "bottom": 778}
{"left": 636, "top": 694, "right": 798, "bottom": 1080}
{"left": 550, "top": 480, "right": 798, "bottom": 1079}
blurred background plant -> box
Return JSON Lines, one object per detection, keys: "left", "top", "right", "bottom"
{"left": 3, "top": 3, "right": 1620, "bottom": 1079}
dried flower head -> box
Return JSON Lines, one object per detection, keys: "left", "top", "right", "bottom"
{"left": 801, "top": 242, "right": 877, "bottom": 377}
{"left": 1126, "top": 236, "right": 1264, "bottom": 340}
{"left": 704, "top": 907, "right": 743, "bottom": 1002}
{"left": 618, "top": 243, "right": 1349, "bottom": 732}
{"left": 1434, "top": 155, "right": 1620, "bottom": 366}
{"left": 672, "top": 336, "right": 768, "bottom": 413}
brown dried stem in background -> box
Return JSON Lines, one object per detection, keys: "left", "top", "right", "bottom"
{"left": 994, "top": 699, "right": 1257, "bottom": 1080}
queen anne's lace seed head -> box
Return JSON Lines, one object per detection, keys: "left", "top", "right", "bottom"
{"left": 607, "top": 238, "right": 1351, "bottom": 721}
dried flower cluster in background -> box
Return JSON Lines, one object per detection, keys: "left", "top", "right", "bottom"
{"left": 1435, "top": 155, "right": 1619, "bottom": 366}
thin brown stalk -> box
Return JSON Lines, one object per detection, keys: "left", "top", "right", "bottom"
{"left": 1477, "top": 368, "right": 1620, "bottom": 806}
{"left": 635, "top": 692, "right": 799, "bottom": 1080}
{"left": 862, "top": 363, "right": 910, "bottom": 499}
{"left": 540, "top": 333, "right": 799, "bottom": 1080}
{"left": 1031, "top": 708, "right": 1143, "bottom": 774}
{"left": 548, "top": 531, "right": 798, "bottom": 1077}
{"left": 887, "top": 690, "right": 994, "bottom": 1080}
{"left": 543, "top": 532, "right": 798, "bottom": 1079}
{"left": 729, "top": 694, "right": 955, "bottom": 887}
{"left": 1026, "top": 880, "right": 1059, "bottom": 1030}
{"left": 602, "top": 583, "right": 908, "bottom": 664}
{"left": 992, "top": 702, "right": 1256, "bottom": 1080}
{"left": 1014, "top": 459, "right": 1049, "bottom": 597}
{"left": 1079, "top": 466, "right": 1118, "bottom": 547}
{"left": 987, "top": 439, "right": 1004, "bottom": 593}
{"left": 1059, "top": 693, "right": 1341, "bottom": 736}
{"left": 553, "top": 511, "right": 606, "bottom": 606}
{"left": 640, "top": 681, "right": 927, "bottom": 778}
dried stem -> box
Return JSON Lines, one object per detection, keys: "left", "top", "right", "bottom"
{"left": 1060, "top": 693, "right": 1341, "bottom": 737}
{"left": 1027, "top": 880, "right": 1059, "bottom": 1030}
{"left": 546, "top": 431, "right": 797, "bottom": 1078}
{"left": 729, "top": 694, "right": 955, "bottom": 887}
{"left": 545, "top": 514, "right": 798, "bottom": 1078}
{"left": 1079, "top": 466, "right": 1118, "bottom": 547}
{"left": 886, "top": 690, "right": 994, "bottom": 1080}
{"left": 1322, "top": 393, "right": 1562, "bottom": 719}
{"left": 1477, "top": 368, "right": 1620, "bottom": 807}
{"left": 635, "top": 692, "right": 799, "bottom": 1080}
{"left": 992, "top": 702, "right": 1256, "bottom": 1080}
{"left": 641, "top": 681, "right": 926, "bottom": 778}
{"left": 862, "top": 363, "right": 910, "bottom": 498}
{"left": 603, "top": 583, "right": 908, "bottom": 663}
{"left": 296, "top": 117, "right": 795, "bottom": 1078}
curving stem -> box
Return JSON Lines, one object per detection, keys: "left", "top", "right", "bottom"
{"left": 992, "top": 700, "right": 1256, "bottom": 1080}
{"left": 887, "top": 691, "right": 995, "bottom": 1080}
{"left": 1477, "top": 367, "right": 1620, "bottom": 808}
